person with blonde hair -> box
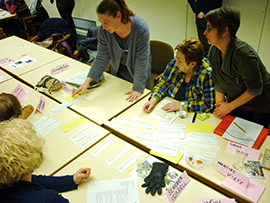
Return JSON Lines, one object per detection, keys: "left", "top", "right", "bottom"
{"left": 72, "top": 0, "right": 151, "bottom": 102}
{"left": 0, "top": 119, "right": 91, "bottom": 202}
{"left": 143, "top": 38, "right": 215, "bottom": 113}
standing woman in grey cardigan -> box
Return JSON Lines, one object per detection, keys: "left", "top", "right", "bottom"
{"left": 73, "top": 0, "right": 151, "bottom": 102}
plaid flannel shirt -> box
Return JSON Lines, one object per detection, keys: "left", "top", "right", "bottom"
{"left": 150, "top": 58, "right": 215, "bottom": 113}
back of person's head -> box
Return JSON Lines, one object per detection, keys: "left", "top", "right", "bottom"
{"left": 0, "top": 93, "right": 22, "bottom": 122}
{"left": 175, "top": 38, "right": 204, "bottom": 68}
{"left": 205, "top": 6, "right": 240, "bottom": 38}
{"left": 96, "top": 0, "right": 135, "bottom": 24}
{"left": 0, "top": 119, "right": 45, "bottom": 189}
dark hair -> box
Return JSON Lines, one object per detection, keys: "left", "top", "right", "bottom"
{"left": 96, "top": 0, "right": 135, "bottom": 24}
{"left": 175, "top": 38, "right": 204, "bottom": 69}
{"left": 0, "top": 93, "right": 22, "bottom": 121}
{"left": 205, "top": 6, "right": 240, "bottom": 37}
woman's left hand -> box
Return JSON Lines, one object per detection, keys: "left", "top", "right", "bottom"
{"left": 73, "top": 168, "right": 91, "bottom": 185}
{"left": 161, "top": 102, "right": 181, "bottom": 112}
{"left": 214, "top": 101, "right": 232, "bottom": 118}
{"left": 125, "top": 90, "right": 142, "bottom": 102}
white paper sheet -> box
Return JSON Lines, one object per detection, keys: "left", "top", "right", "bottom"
{"left": 87, "top": 177, "right": 140, "bottom": 203}
{"left": 104, "top": 120, "right": 127, "bottom": 133}
{"left": 106, "top": 146, "right": 131, "bottom": 165}
{"left": 91, "top": 137, "right": 115, "bottom": 156}
{"left": 116, "top": 152, "right": 141, "bottom": 173}
{"left": 33, "top": 116, "right": 61, "bottom": 137}
{"left": 111, "top": 118, "right": 137, "bottom": 127}
{"left": 79, "top": 129, "right": 104, "bottom": 149}
{"left": 129, "top": 116, "right": 154, "bottom": 129}
{"left": 148, "top": 99, "right": 179, "bottom": 124}
{"left": 128, "top": 127, "right": 153, "bottom": 137}
{"left": 70, "top": 125, "right": 93, "bottom": 144}
{"left": 128, "top": 133, "right": 155, "bottom": 143}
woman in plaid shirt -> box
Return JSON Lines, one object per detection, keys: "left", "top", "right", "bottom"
{"left": 143, "top": 38, "right": 215, "bottom": 113}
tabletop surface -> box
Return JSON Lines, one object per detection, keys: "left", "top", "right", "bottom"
{"left": 54, "top": 134, "right": 229, "bottom": 203}
{"left": 0, "top": 68, "right": 12, "bottom": 83}
{"left": 0, "top": 36, "right": 64, "bottom": 76}
{"left": 19, "top": 56, "right": 151, "bottom": 125}
{"left": 0, "top": 79, "right": 110, "bottom": 176}
{"left": 104, "top": 96, "right": 270, "bottom": 203}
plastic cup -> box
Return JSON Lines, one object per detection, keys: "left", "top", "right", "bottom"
{"left": 179, "top": 101, "right": 187, "bottom": 119}
{"left": 18, "top": 44, "right": 26, "bottom": 56}
{"left": 136, "top": 155, "right": 148, "bottom": 178}
{"left": 233, "top": 148, "right": 246, "bottom": 170}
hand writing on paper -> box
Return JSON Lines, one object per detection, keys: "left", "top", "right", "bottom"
{"left": 73, "top": 168, "right": 91, "bottom": 185}
{"left": 125, "top": 90, "right": 141, "bottom": 102}
{"left": 72, "top": 77, "right": 92, "bottom": 97}
{"left": 161, "top": 102, "right": 180, "bottom": 112}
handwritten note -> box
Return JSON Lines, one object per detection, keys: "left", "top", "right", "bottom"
{"left": 226, "top": 142, "right": 260, "bottom": 161}
{"left": 12, "top": 84, "right": 29, "bottom": 102}
{"left": 61, "top": 81, "right": 74, "bottom": 95}
{"left": 36, "top": 95, "right": 46, "bottom": 114}
{"left": 0, "top": 56, "right": 12, "bottom": 66}
{"left": 165, "top": 170, "right": 190, "bottom": 203}
{"left": 195, "top": 198, "right": 235, "bottom": 203}
{"left": 51, "top": 62, "right": 70, "bottom": 75}
{"left": 215, "top": 160, "right": 249, "bottom": 188}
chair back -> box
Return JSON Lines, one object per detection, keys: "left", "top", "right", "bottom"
{"left": 150, "top": 40, "right": 174, "bottom": 89}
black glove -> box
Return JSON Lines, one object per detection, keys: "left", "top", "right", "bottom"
{"left": 141, "top": 162, "right": 169, "bottom": 195}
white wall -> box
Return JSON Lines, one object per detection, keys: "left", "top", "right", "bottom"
{"left": 38, "top": 0, "right": 270, "bottom": 71}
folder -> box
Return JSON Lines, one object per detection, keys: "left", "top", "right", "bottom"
{"left": 214, "top": 115, "right": 268, "bottom": 149}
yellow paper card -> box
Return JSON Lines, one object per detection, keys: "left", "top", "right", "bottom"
{"left": 185, "top": 123, "right": 213, "bottom": 132}
{"left": 60, "top": 116, "right": 88, "bottom": 132}
{"left": 64, "top": 92, "right": 86, "bottom": 102}
{"left": 150, "top": 150, "right": 183, "bottom": 164}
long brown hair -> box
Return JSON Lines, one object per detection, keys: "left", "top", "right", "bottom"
{"left": 96, "top": 0, "right": 135, "bottom": 24}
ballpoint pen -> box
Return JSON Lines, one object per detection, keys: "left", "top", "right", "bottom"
{"left": 233, "top": 122, "right": 246, "bottom": 133}
{"left": 192, "top": 112, "right": 197, "bottom": 123}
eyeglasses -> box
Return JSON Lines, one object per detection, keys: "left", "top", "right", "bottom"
{"left": 206, "top": 25, "right": 214, "bottom": 32}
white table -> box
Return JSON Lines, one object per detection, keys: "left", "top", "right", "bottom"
{"left": 0, "top": 36, "right": 64, "bottom": 76}
{"left": 20, "top": 56, "right": 151, "bottom": 125}
{"left": 54, "top": 134, "right": 229, "bottom": 203}
{"left": 104, "top": 96, "right": 269, "bottom": 203}
{"left": 0, "top": 79, "right": 110, "bottom": 176}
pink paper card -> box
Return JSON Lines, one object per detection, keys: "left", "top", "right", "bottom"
{"left": 0, "top": 56, "right": 12, "bottom": 66}
{"left": 222, "top": 176, "right": 265, "bottom": 203}
{"left": 51, "top": 62, "right": 70, "bottom": 75}
{"left": 195, "top": 198, "right": 235, "bottom": 203}
{"left": 165, "top": 170, "right": 191, "bottom": 203}
{"left": 215, "top": 161, "right": 249, "bottom": 188}
{"left": 226, "top": 142, "right": 260, "bottom": 161}
{"left": 36, "top": 95, "right": 46, "bottom": 114}
{"left": 61, "top": 81, "right": 74, "bottom": 95}
{"left": 12, "top": 84, "right": 29, "bottom": 102}
{"left": 0, "top": 75, "right": 4, "bottom": 82}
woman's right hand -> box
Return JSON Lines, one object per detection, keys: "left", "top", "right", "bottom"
{"left": 142, "top": 98, "right": 157, "bottom": 113}
{"left": 72, "top": 77, "right": 92, "bottom": 97}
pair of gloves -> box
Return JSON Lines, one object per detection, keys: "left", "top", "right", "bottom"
{"left": 141, "top": 162, "right": 169, "bottom": 195}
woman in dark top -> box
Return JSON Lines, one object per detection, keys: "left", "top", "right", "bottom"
{"left": 0, "top": 119, "right": 91, "bottom": 203}
{"left": 205, "top": 6, "right": 270, "bottom": 128}
{"left": 2, "top": 0, "right": 32, "bottom": 36}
